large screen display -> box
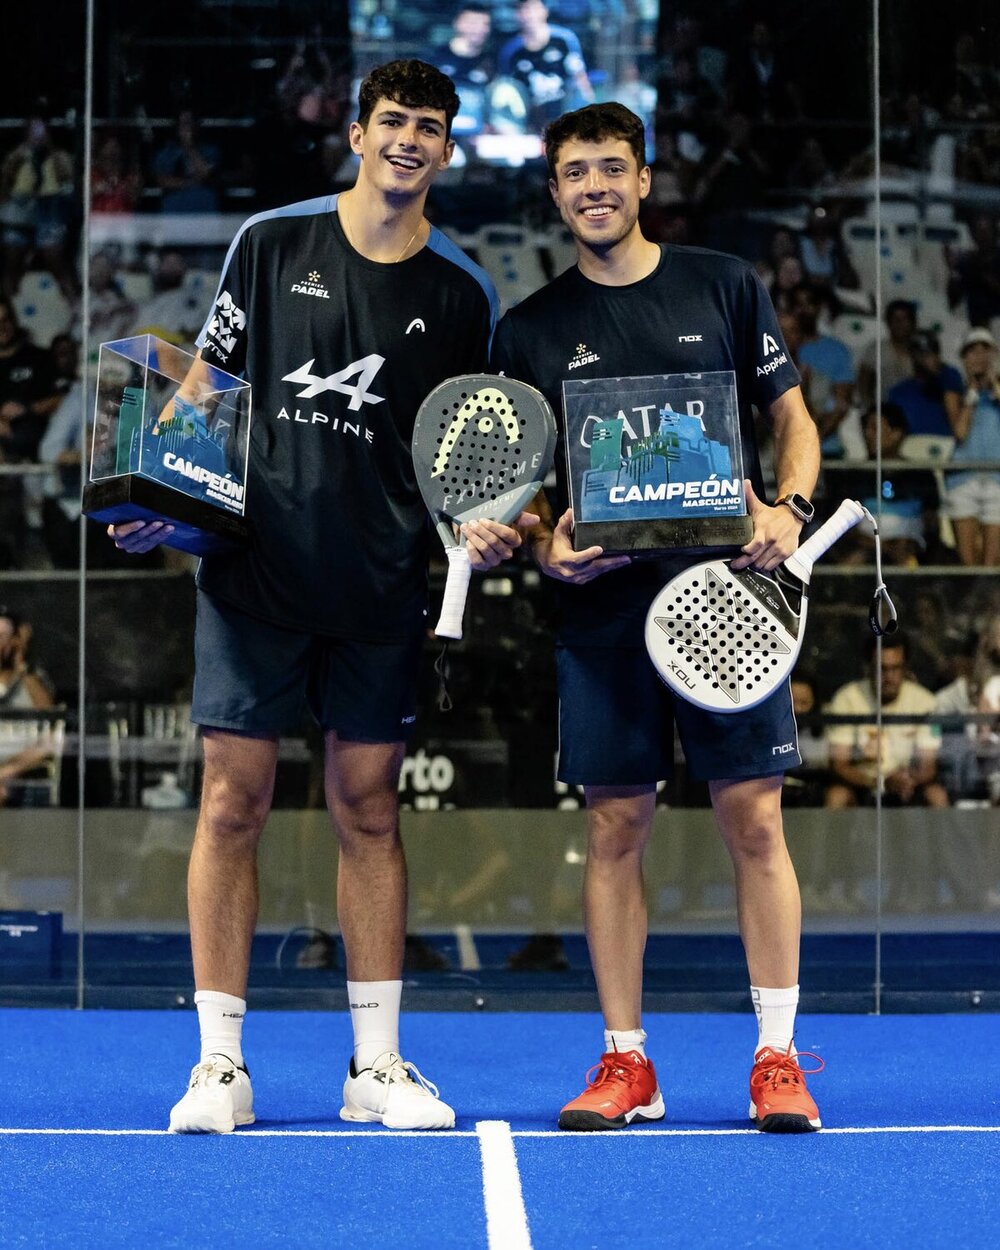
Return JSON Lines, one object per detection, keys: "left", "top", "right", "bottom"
{"left": 349, "top": 1, "right": 660, "bottom": 167}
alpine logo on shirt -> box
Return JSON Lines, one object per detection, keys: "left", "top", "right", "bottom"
{"left": 281, "top": 354, "right": 386, "bottom": 410}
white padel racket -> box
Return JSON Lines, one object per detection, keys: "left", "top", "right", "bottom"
{"left": 645, "top": 498, "right": 866, "bottom": 712}
{"left": 412, "top": 374, "right": 557, "bottom": 640}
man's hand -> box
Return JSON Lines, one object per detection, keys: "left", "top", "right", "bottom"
{"left": 533, "top": 508, "right": 631, "bottom": 584}
{"left": 730, "top": 480, "right": 804, "bottom": 572}
{"left": 108, "top": 519, "right": 174, "bottom": 554}
{"left": 462, "top": 511, "right": 539, "bottom": 571}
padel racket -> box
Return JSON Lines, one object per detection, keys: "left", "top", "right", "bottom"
{"left": 412, "top": 374, "right": 557, "bottom": 640}
{"left": 645, "top": 498, "right": 866, "bottom": 712}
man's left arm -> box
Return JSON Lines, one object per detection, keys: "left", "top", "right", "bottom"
{"left": 730, "top": 384, "right": 820, "bottom": 571}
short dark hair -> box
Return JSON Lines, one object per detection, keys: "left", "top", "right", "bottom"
{"left": 544, "top": 102, "right": 646, "bottom": 179}
{"left": 863, "top": 400, "right": 909, "bottom": 434}
{"left": 868, "top": 628, "right": 908, "bottom": 661}
{"left": 357, "top": 60, "right": 460, "bottom": 138}
{"left": 885, "top": 299, "right": 916, "bottom": 325}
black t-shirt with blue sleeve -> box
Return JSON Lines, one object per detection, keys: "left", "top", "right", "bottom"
{"left": 194, "top": 194, "right": 499, "bottom": 641}
{"left": 490, "top": 243, "right": 800, "bottom": 646}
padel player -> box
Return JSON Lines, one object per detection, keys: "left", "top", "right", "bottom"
{"left": 491, "top": 102, "right": 824, "bottom": 1133}
{"left": 110, "top": 60, "right": 528, "bottom": 1133}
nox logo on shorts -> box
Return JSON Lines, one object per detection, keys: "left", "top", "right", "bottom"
{"left": 771, "top": 742, "right": 796, "bottom": 755}
{"left": 282, "top": 354, "right": 386, "bottom": 410}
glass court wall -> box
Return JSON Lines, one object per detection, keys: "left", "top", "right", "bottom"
{"left": 1, "top": 0, "right": 998, "bottom": 1011}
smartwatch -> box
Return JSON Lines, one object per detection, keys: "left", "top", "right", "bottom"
{"left": 774, "top": 492, "right": 815, "bottom": 524}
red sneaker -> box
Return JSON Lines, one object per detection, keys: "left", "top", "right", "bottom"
{"left": 558, "top": 1049, "right": 665, "bottom": 1131}
{"left": 749, "top": 1044, "right": 823, "bottom": 1133}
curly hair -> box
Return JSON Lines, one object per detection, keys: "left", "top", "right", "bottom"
{"left": 357, "top": 60, "right": 460, "bottom": 138}
{"left": 544, "top": 102, "right": 646, "bottom": 179}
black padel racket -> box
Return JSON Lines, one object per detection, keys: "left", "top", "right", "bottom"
{"left": 412, "top": 374, "right": 557, "bottom": 640}
{"left": 645, "top": 498, "right": 866, "bottom": 712}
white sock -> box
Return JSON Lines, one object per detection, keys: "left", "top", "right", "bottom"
{"left": 194, "top": 990, "right": 246, "bottom": 1067}
{"left": 604, "top": 1027, "right": 647, "bottom": 1057}
{"left": 348, "top": 979, "right": 402, "bottom": 1071}
{"left": 751, "top": 984, "right": 799, "bottom": 1056}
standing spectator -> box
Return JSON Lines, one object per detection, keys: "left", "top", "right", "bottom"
{"left": 498, "top": 0, "right": 595, "bottom": 133}
{"left": 0, "top": 115, "right": 78, "bottom": 300}
{"left": 886, "top": 328, "right": 963, "bottom": 438}
{"left": 856, "top": 299, "right": 917, "bottom": 411}
{"left": 798, "top": 204, "right": 857, "bottom": 294}
{"left": 428, "top": 5, "right": 496, "bottom": 141}
{"left": 90, "top": 133, "right": 143, "bottom": 215}
{"left": 0, "top": 297, "right": 62, "bottom": 463}
{"left": 792, "top": 282, "right": 854, "bottom": 457}
{"left": 132, "top": 251, "right": 207, "bottom": 347}
{"left": 152, "top": 111, "right": 221, "bottom": 215}
{"left": 947, "top": 214, "right": 1000, "bottom": 328}
{"left": 726, "top": 17, "right": 802, "bottom": 123}
{"left": 944, "top": 327, "right": 1000, "bottom": 566}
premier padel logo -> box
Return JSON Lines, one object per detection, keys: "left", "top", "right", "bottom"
{"left": 567, "top": 342, "right": 600, "bottom": 370}
{"left": 291, "top": 270, "right": 330, "bottom": 299}
{"left": 204, "top": 291, "right": 247, "bottom": 360}
{"left": 282, "top": 354, "right": 386, "bottom": 410}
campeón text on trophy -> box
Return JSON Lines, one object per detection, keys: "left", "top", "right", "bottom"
{"left": 82, "top": 334, "right": 251, "bottom": 555}
{"left": 562, "top": 371, "right": 753, "bottom": 555}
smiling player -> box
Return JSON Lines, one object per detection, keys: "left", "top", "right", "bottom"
{"left": 492, "top": 102, "right": 825, "bottom": 1133}
{"left": 109, "top": 60, "right": 527, "bottom": 1135}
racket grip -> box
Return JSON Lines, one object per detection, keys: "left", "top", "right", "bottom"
{"left": 785, "top": 499, "right": 865, "bottom": 582}
{"left": 434, "top": 546, "right": 473, "bottom": 640}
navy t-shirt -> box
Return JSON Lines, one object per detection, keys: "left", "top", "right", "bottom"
{"left": 195, "top": 194, "right": 499, "bottom": 641}
{"left": 491, "top": 243, "right": 800, "bottom": 645}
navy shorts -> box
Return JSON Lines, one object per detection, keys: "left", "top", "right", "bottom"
{"left": 556, "top": 645, "right": 801, "bottom": 786}
{"left": 192, "top": 591, "right": 422, "bottom": 741}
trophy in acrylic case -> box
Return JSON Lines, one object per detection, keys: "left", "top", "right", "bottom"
{"left": 562, "top": 371, "right": 754, "bottom": 555}
{"left": 82, "top": 335, "right": 251, "bottom": 555}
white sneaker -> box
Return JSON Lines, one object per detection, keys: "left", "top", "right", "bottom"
{"left": 168, "top": 1054, "right": 255, "bottom": 1134}
{"left": 340, "top": 1052, "right": 455, "bottom": 1129}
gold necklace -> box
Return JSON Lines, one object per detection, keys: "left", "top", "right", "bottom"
{"left": 340, "top": 197, "right": 421, "bottom": 262}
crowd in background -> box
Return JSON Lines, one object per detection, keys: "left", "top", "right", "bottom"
{"left": 0, "top": 1, "right": 998, "bottom": 808}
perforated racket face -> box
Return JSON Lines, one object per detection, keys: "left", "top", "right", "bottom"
{"left": 645, "top": 561, "right": 801, "bottom": 712}
{"left": 412, "top": 374, "right": 556, "bottom": 545}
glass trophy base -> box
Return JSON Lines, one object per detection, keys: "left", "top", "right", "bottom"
{"left": 573, "top": 514, "right": 753, "bottom": 556}
{"left": 83, "top": 475, "right": 248, "bottom": 556}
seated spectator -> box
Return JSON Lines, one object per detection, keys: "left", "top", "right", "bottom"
{"left": 0, "top": 296, "right": 61, "bottom": 462}
{"left": 792, "top": 281, "right": 855, "bottom": 456}
{"left": 799, "top": 203, "right": 858, "bottom": 294}
{"left": 785, "top": 134, "right": 836, "bottom": 194}
{"left": 74, "top": 251, "right": 136, "bottom": 359}
{"left": 754, "top": 225, "right": 800, "bottom": 290}
{"left": 132, "top": 251, "right": 207, "bottom": 347}
{"left": 886, "top": 329, "right": 963, "bottom": 440}
{"left": 0, "top": 605, "right": 57, "bottom": 807}
{"left": 152, "top": 111, "right": 220, "bottom": 215}
{"left": 833, "top": 402, "right": 941, "bottom": 566}
{"left": 943, "top": 327, "right": 1000, "bottom": 566}
{"left": 824, "top": 630, "right": 948, "bottom": 810}
{"left": 856, "top": 299, "right": 917, "bottom": 411}
{"left": 768, "top": 254, "right": 805, "bottom": 313}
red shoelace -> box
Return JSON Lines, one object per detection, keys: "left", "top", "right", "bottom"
{"left": 752, "top": 1046, "right": 825, "bottom": 1091}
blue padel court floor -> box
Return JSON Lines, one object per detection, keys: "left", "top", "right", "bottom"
{"left": 2, "top": 1008, "right": 999, "bottom": 1248}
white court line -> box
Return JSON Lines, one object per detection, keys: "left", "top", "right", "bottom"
{"left": 2, "top": 1125, "right": 1000, "bottom": 1137}
{"left": 477, "top": 1120, "right": 533, "bottom": 1250}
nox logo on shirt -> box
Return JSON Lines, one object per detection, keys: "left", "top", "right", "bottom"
{"left": 282, "top": 354, "right": 386, "bottom": 410}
